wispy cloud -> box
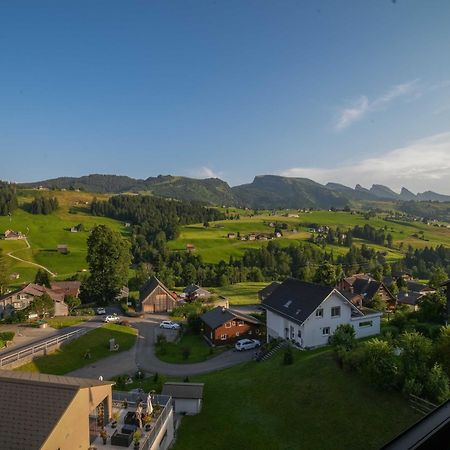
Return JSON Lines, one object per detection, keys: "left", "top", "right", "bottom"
{"left": 281, "top": 132, "right": 450, "bottom": 194}
{"left": 189, "top": 166, "right": 222, "bottom": 179}
{"left": 334, "top": 80, "right": 420, "bottom": 131}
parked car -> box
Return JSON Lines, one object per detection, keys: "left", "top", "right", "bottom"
{"left": 104, "top": 314, "right": 120, "bottom": 323}
{"left": 96, "top": 307, "right": 106, "bottom": 315}
{"left": 159, "top": 320, "right": 181, "bottom": 330}
{"left": 235, "top": 339, "right": 261, "bottom": 351}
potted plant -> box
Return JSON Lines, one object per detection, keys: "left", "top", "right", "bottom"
{"left": 133, "top": 430, "right": 141, "bottom": 449}
{"left": 153, "top": 402, "right": 161, "bottom": 418}
{"left": 144, "top": 414, "right": 152, "bottom": 432}
{"left": 100, "top": 428, "right": 108, "bottom": 445}
{"left": 111, "top": 410, "right": 119, "bottom": 428}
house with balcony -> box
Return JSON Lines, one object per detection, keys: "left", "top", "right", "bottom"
{"left": 262, "top": 278, "right": 381, "bottom": 348}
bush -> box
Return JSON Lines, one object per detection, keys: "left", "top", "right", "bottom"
{"left": 380, "top": 325, "right": 400, "bottom": 340}
{"left": 0, "top": 332, "right": 15, "bottom": 342}
{"left": 402, "top": 378, "right": 424, "bottom": 397}
{"left": 329, "top": 324, "right": 356, "bottom": 352}
{"left": 424, "top": 363, "right": 450, "bottom": 404}
{"left": 182, "top": 347, "right": 191, "bottom": 360}
{"left": 187, "top": 313, "right": 202, "bottom": 335}
{"left": 413, "top": 323, "right": 442, "bottom": 340}
{"left": 283, "top": 346, "right": 294, "bottom": 365}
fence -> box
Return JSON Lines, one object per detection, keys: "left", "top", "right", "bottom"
{"left": 0, "top": 327, "right": 87, "bottom": 368}
{"left": 409, "top": 394, "right": 438, "bottom": 415}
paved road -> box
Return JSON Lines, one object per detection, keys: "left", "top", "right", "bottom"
{"left": 68, "top": 315, "right": 254, "bottom": 379}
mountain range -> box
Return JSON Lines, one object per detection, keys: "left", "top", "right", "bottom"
{"left": 19, "top": 174, "right": 450, "bottom": 209}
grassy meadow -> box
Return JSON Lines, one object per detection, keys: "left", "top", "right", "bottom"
{"left": 167, "top": 210, "right": 450, "bottom": 263}
{"left": 173, "top": 349, "right": 421, "bottom": 450}
{"left": 0, "top": 190, "right": 125, "bottom": 285}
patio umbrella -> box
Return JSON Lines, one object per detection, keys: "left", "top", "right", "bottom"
{"left": 146, "top": 392, "right": 153, "bottom": 416}
{"left": 135, "top": 404, "right": 143, "bottom": 428}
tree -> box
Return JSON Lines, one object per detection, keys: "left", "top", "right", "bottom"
{"left": 0, "top": 249, "right": 11, "bottom": 295}
{"left": 329, "top": 324, "right": 356, "bottom": 352}
{"left": 416, "top": 292, "right": 447, "bottom": 324}
{"left": 369, "top": 294, "right": 387, "bottom": 312}
{"left": 314, "top": 262, "right": 339, "bottom": 286}
{"left": 32, "top": 293, "right": 55, "bottom": 318}
{"left": 34, "top": 269, "right": 51, "bottom": 288}
{"left": 424, "top": 363, "right": 450, "bottom": 404}
{"left": 84, "top": 225, "right": 131, "bottom": 305}
{"left": 398, "top": 331, "right": 432, "bottom": 384}
{"left": 435, "top": 326, "right": 450, "bottom": 378}
{"left": 429, "top": 267, "right": 448, "bottom": 289}
{"left": 65, "top": 295, "right": 81, "bottom": 314}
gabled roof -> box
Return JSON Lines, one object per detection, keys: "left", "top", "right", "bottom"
{"left": 200, "top": 306, "right": 260, "bottom": 329}
{"left": 0, "top": 283, "right": 67, "bottom": 303}
{"left": 162, "top": 382, "right": 204, "bottom": 399}
{"left": 0, "top": 371, "right": 113, "bottom": 450}
{"left": 258, "top": 281, "right": 281, "bottom": 300}
{"left": 140, "top": 276, "right": 173, "bottom": 301}
{"left": 184, "top": 284, "right": 210, "bottom": 296}
{"left": 397, "top": 291, "right": 424, "bottom": 306}
{"left": 51, "top": 281, "right": 81, "bottom": 297}
{"left": 262, "top": 278, "right": 337, "bottom": 325}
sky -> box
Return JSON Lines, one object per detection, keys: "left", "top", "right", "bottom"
{"left": 1, "top": 0, "right": 450, "bottom": 193}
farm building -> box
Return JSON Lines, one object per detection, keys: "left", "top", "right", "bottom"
{"left": 140, "top": 276, "right": 178, "bottom": 313}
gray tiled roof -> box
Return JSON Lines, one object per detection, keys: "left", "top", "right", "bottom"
{"left": 162, "top": 382, "right": 204, "bottom": 399}
{"left": 0, "top": 371, "right": 113, "bottom": 450}
{"left": 200, "top": 306, "right": 260, "bottom": 329}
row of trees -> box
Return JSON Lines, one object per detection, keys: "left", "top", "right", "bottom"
{"left": 26, "top": 195, "right": 59, "bottom": 214}
{"left": 0, "top": 181, "right": 17, "bottom": 216}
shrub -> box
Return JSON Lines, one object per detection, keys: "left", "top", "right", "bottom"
{"left": 381, "top": 325, "right": 400, "bottom": 340}
{"left": 424, "top": 363, "right": 450, "bottom": 404}
{"left": 402, "top": 378, "right": 424, "bottom": 398}
{"left": 435, "top": 326, "right": 450, "bottom": 378}
{"left": 329, "top": 324, "right": 356, "bottom": 352}
{"left": 283, "top": 346, "right": 294, "bottom": 365}
{"left": 187, "top": 313, "right": 202, "bottom": 335}
{"left": 398, "top": 331, "right": 432, "bottom": 383}
{"left": 0, "top": 331, "right": 15, "bottom": 342}
{"left": 182, "top": 347, "right": 191, "bottom": 360}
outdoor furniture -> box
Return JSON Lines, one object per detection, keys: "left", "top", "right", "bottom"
{"left": 121, "top": 423, "right": 137, "bottom": 435}
{"left": 110, "top": 430, "right": 133, "bottom": 447}
{"left": 124, "top": 411, "right": 138, "bottom": 426}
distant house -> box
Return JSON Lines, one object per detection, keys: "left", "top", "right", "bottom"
{"left": 115, "top": 286, "right": 130, "bottom": 300}
{"left": 248, "top": 233, "right": 257, "bottom": 241}
{"left": 50, "top": 281, "right": 81, "bottom": 298}
{"left": 0, "top": 283, "right": 70, "bottom": 319}
{"left": 162, "top": 382, "right": 204, "bottom": 415}
{"left": 186, "top": 244, "right": 195, "bottom": 253}
{"left": 337, "top": 274, "right": 397, "bottom": 310}
{"left": 70, "top": 226, "right": 78, "bottom": 233}
{"left": 140, "top": 276, "right": 178, "bottom": 313}
{"left": 227, "top": 233, "right": 236, "bottom": 239}
{"left": 124, "top": 222, "right": 131, "bottom": 228}
{"left": 262, "top": 278, "right": 382, "bottom": 348}
{"left": 200, "top": 306, "right": 263, "bottom": 346}
{"left": 183, "top": 284, "right": 212, "bottom": 301}
{"left": 2, "top": 229, "right": 25, "bottom": 240}
{"left": 9, "top": 273, "right": 20, "bottom": 280}
{"left": 57, "top": 244, "right": 68, "bottom": 254}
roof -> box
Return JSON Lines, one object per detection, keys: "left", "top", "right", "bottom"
{"left": 262, "top": 278, "right": 339, "bottom": 325}
{"left": 0, "top": 283, "right": 67, "bottom": 303}
{"left": 50, "top": 281, "right": 81, "bottom": 297}
{"left": 200, "top": 306, "right": 261, "bottom": 329}
{"left": 258, "top": 281, "right": 281, "bottom": 300}
{"left": 0, "top": 371, "right": 113, "bottom": 450}
{"left": 345, "top": 275, "right": 395, "bottom": 302}
{"left": 397, "top": 291, "right": 424, "bottom": 306}
{"left": 140, "top": 276, "right": 174, "bottom": 301}
{"left": 162, "top": 382, "right": 204, "bottom": 399}
{"left": 406, "top": 280, "right": 434, "bottom": 293}
{"left": 184, "top": 284, "right": 202, "bottom": 295}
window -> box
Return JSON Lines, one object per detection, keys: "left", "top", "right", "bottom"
{"left": 231, "top": 321, "right": 236, "bottom": 326}
{"left": 359, "top": 320, "right": 373, "bottom": 328}
{"left": 220, "top": 334, "right": 228, "bottom": 340}
{"left": 331, "top": 306, "right": 341, "bottom": 317}
{"left": 13, "top": 302, "right": 22, "bottom": 309}
{"left": 255, "top": 328, "right": 260, "bottom": 335}
{"left": 225, "top": 322, "right": 231, "bottom": 328}
{"left": 297, "top": 329, "right": 302, "bottom": 338}
{"left": 235, "top": 332, "right": 240, "bottom": 337}
{"left": 316, "top": 308, "right": 323, "bottom": 318}
{"left": 238, "top": 320, "right": 244, "bottom": 326}
{"left": 322, "top": 327, "right": 330, "bottom": 335}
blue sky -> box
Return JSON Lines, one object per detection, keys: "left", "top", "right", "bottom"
{"left": 1, "top": 0, "right": 450, "bottom": 193}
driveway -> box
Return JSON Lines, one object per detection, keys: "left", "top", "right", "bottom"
{"left": 68, "top": 315, "right": 254, "bottom": 379}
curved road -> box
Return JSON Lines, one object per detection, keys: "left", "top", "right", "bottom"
{"left": 68, "top": 317, "right": 254, "bottom": 379}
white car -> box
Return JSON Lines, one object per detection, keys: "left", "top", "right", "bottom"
{"left": 235, "top": 339, "right": 261, "bottom": 351}
{"left": 159, "top": 320, "right": 181, "bottom": 330}
{"left": 104, "top": 314, "right": 120, "bottom": 323}
{"left": 96, "top": 307, "right": 106, "bottom": 315}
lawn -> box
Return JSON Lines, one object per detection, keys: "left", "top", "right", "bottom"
{"left": 45, "top": 316, "right": 91, "bottom": 329}
{"left": 16, "top": 323, "right": 137, "bottom": 375}
{"left": 208, "top": 282, "right": 268, "bottom": 305}
{"left": 155, "top": 332, "right": 225, "bottom": 364}
{"left": 173, "top": 349, "right": 421, "bottom": 450}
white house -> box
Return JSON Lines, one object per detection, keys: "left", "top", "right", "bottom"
{"left": 161, "top": 382, "right": 204, "bottom": 415}
{"left": 262, "top": 278, "right": 381, "bottom": 348}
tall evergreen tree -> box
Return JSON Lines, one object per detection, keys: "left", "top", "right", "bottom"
{"left": 84, "top": 225, "right": 131, "bottom": 305}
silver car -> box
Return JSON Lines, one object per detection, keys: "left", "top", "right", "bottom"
{"left": 235, "top": 339, "right": 261, "bottom": 351}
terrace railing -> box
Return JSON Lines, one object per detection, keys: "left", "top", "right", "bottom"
{"left": 0, "top": 327, "right": 87, "bottom": 368}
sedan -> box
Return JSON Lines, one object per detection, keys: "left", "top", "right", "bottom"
{"left": 159, "top": 320, "right": 181, "bottom": 330}
{"left": 104, "top": 314, "right": 120, "bottom": 323}
{"left": 235, "top": 339, "right": 261, "bottom": 351}
{"left": 96, "top": 307, "right": 106, "bottom": 315}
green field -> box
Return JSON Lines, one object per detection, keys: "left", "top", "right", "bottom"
{"left": 0, "top": 190, "right": 125, "bottom": 286}
{"left": 208, "top": 282, "right": 267, "bottom": 305}
{"left": 167, "top": 210, "right": 450, "bottom": 263}
{"left": 173, "top": 349, "right": 421, "bottom": 450}
{"left": 16, "top": 323, "right": 137, "bottom": 375}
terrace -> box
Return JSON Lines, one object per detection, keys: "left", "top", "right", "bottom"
{"left": 90, "top": 392, "right": 174, "bottom": 450}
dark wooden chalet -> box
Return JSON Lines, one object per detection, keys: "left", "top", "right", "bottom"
{"left": 139, "top": 276, "right": 178, "bottom": 313}
{"left": 200, "top": 306, "right": 262, "bottom": 346}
